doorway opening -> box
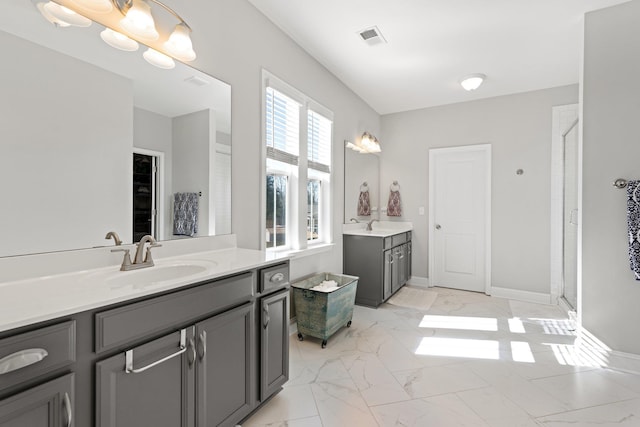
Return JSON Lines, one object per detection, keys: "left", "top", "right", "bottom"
{"left": 133, "top": 151, "right": 160, "bottom": 242}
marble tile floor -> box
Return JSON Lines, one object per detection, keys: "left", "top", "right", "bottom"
{"left": 243, "top": 286, "right": 640, "bottom": 427}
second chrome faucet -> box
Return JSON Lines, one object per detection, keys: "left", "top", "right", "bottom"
{"left": 112, "top": 235, "right": 162, "bottom": 271}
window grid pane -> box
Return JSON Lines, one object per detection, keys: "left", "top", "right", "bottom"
{"left": 307, "top": 110, "right": 332, "bottom": 172}
{"left": 266, "top": 87, "right": 300, "bottom": 158}
{"left": 266, "top": 174, "right": 287, "bottom": 248}
{"left": 307, "top": 179, "right": 320, "bottom": 241}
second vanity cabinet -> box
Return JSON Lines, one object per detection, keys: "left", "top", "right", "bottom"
{"left": 0, "top": 259, "right": 290, "bottom": 427}
{"left": 344, "top": 231, "right": 412, "bottom": 307}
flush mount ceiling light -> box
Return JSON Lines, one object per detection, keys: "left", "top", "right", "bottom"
{"left": 346, "top": 132, "right": 382, "bottom": 154}
{"left": 460, "top": 73, "right": 486, "bottom": 91}
{"left": 35, "top": 0, "right": 197, "bottom": 68}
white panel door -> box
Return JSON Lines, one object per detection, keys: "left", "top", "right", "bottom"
{"left": 430, "top": 145, "right": 490, "bottom": 293}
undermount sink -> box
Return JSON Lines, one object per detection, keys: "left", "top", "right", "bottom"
{"left": 99, "top": 260, "right": 216, "bottom": 289}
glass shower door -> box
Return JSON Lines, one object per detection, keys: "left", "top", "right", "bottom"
{"left": 563, "top": 120, "right": 579, "bottom": 310}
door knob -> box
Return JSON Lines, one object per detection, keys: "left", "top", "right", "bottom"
{"left": 435, "top": 224, "right": 441, "bottom": 230}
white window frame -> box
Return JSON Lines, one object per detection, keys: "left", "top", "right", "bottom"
{"left": 261, "top": 70, "right": 333, "bottom": 253}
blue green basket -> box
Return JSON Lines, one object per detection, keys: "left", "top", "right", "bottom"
{"left": 291, "top": 273, "right": 358, "bottom": 348}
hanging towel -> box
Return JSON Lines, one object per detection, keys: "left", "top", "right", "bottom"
{"left": 627, "top": 181, "right": 640, "bottom": 280}
{"left": 387, "top": 190, "right": 402, "bottom": 216}
{"left": 358, "top": 190, "right": 371, "bottom": 216}
{"left": 173, "top": 192, "right": 199, "bottom": 237}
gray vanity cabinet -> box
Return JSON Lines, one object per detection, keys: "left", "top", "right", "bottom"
{"left": 196, "top": 302, "right": 254, "bottom": 427}
{"left": 0, "top": 373, "right": 74, "bottom": 427}
{"left": 259, "top": 289, "right": 289, "bottom": 401}
{"left": 95, "top": 329, "right": 194, "bottom": 427}
{"left": 345, "top": 232, "right": 412, "bottom": 307}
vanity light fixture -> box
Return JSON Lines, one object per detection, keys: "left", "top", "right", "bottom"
{"left": 143, "top": 47, "right": 175, "bottom": 69}
{"left": 100, "top": 28, "right": 139, "bottom": 51}
{"left": 345, "top": 132, "right": 382, "bottom": 154}
{"left": 35, "top": 0, "right": 197, "bottom": 68}
{"left": 39, "top": 1, "right": 92, "bottom": 27}
{"left": 460, "top": 73, "right": 486, "bottom": 91}
{"left": 70, "top": 0, "right": 112, "bottom": 13}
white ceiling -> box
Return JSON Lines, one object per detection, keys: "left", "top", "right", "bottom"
{"left": 247, "top": 0, "right": 629, "bottom": 115}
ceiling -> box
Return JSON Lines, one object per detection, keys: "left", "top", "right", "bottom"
{"left": 247, "top": 0, "right": 629, "bottom": 115}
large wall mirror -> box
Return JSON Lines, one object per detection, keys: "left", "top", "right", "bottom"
{"left": 344, "top": 146, "right": 380, "bottom": 223}
{"left": 0, "top": 0, "right": 231, "bottom": 257}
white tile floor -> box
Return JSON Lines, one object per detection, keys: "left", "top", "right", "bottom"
{"left": 243, "top": 287, "right": 640, "bottom": 427}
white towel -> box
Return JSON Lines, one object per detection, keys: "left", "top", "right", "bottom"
{"left": 310, "top": 280, "right": 340, "bottom": 292}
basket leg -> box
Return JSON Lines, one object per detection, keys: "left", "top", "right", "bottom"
{"left": 321, "top": 340, "right": 327, "bottom": 349}
{"left": 297, "top": 332, "right": 304, "bottom": 341}
{"left": 347, "top": 321, "right": 352, "bottom": 328}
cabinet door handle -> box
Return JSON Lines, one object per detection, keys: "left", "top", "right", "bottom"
{"left": 62, "top": 392, "right": 72, "bottom": 427}
{"left": 125, "top": 329, "right": 187, "bottom": 374}
{"left": 0, "top": 348, "right": 48, "bottom": 375}
{"left": 435, "top": 224, "right": 442, "bottom": 230}
{"left": 197, "top": 330, "right": 207, "bottom": 361}
{"left": 263, "top": 306, "right": 270, "bottom": 329}
{"left": 187, "top": 337, "right": 196, "bottom": 368}
{"left": 270, "top": 272, "right": 285, "bottom": 283}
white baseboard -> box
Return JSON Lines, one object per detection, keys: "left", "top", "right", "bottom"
{"left": 578, "top": 326, "right": 640, "bottom": 375}
{"left": 407, "top": 276, "right": 429, "bottom": 288}
{"left": 490, "top": 286, "right": 551, "bottom": 305}
{"left": 289, "top": 318, "right": 298, "bottom": 336}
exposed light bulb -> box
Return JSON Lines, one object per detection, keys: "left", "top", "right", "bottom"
{"left": 120, "top": 0, "right": 159, "bottom": 41}
{"left": 42, "top": 1, "right": 92, "bottom": 27}
{"left": 164, "top": 23, "right": 196, "bottom": 61}
{"left": 100, "top": 28, "right": 139, "bottom": 51}
{"left": 460, "top": 73, "right": 486, "bottom": 91}
{"left": 143, "top": 48, "right": 175, "bottom": 69}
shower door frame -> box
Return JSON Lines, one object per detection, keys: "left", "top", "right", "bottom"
{"left": 550, "top": 104, "right": 580, "bottom": 320}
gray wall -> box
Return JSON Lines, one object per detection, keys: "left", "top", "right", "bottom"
{"left": 582, "top": 0, "right": 640, "bottom": 354}
{"left": 133, "top": 107, "right": 173, "bottom": 240}
{"left": 381, "top": 85, "right": 578, "bottom": 295}
{"left": 180, "top": 0, "right": 381, "bottom": 277}
{"left": 173, "top": 109, "right": 214, "bottom": 236}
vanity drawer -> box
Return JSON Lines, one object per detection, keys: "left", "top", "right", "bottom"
{"left": 0, "top": 321, "right": 76, "bottom": 392}
{"left": 95, "top": 272, "right": 254, "bottom": 354}
{"left": 260, "top": 263, "right": 289, "bottom": 293}
{"left": 392, "top": 233, "right": 408, "bottom": 247}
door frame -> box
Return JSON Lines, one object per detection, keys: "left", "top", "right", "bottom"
{"left": 550, "top": 104, "right": 580, "bottom": 317}
{"left": 133, "top": 148, "right": 165, "bottom": 240}
{"left": 428, "top": 144, "right": 492, "bottom": 294}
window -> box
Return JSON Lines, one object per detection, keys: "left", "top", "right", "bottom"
{"left": 263, "top": 71, "right": 333, "bottom": 252}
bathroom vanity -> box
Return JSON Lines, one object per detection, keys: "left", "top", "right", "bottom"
{"left": 0, "top": 244, "right": 289, "bottom": 427}
{"left": 343, "top": 223, "right": 412, "bottom": 307}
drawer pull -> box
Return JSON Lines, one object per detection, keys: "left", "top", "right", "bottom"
{"left": 62, "top": 392, "right": 73, "bottom": 427}
{"left": 0, "top": 348, "right": 48, "bottom": 375}
{"left": 270, "top": 272, "right": 285, "bottom": 283}
{"left": 125, "top": 329, "right": 187, "bottom": 374}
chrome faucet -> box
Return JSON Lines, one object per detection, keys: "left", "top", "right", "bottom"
{"left": 366, "top": 219, "right": 378, "bottom": 231}
{"left": 105, "top": 231, "right": 122, "bottom": 246}
{"left": 112, "top": 235, "right": 162, "bottom": 271}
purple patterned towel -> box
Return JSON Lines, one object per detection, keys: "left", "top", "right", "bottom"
{"left": 358, "top": 190, "right": 371, "bottom": 216}
{"left": 387, "top": 190, "right": 402, "bottom": 217}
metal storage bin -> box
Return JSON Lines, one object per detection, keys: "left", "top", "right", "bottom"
{"left": 292, "top": 273, "right": 358, "bottom": 348}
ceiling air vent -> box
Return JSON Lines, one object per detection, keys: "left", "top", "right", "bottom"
{"left": 358, "top": 26, "right": 387, "bottom": 46}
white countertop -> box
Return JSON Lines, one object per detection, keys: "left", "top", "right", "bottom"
{"left": 342, "top": 221, "right": 412, "bottom": 237}
{"left": 0, "top": 247, "right": 289, "bottom": 333}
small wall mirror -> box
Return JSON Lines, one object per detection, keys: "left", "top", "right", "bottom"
{"left": 0, "top": 0, "right": 231, "bottom": 257}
